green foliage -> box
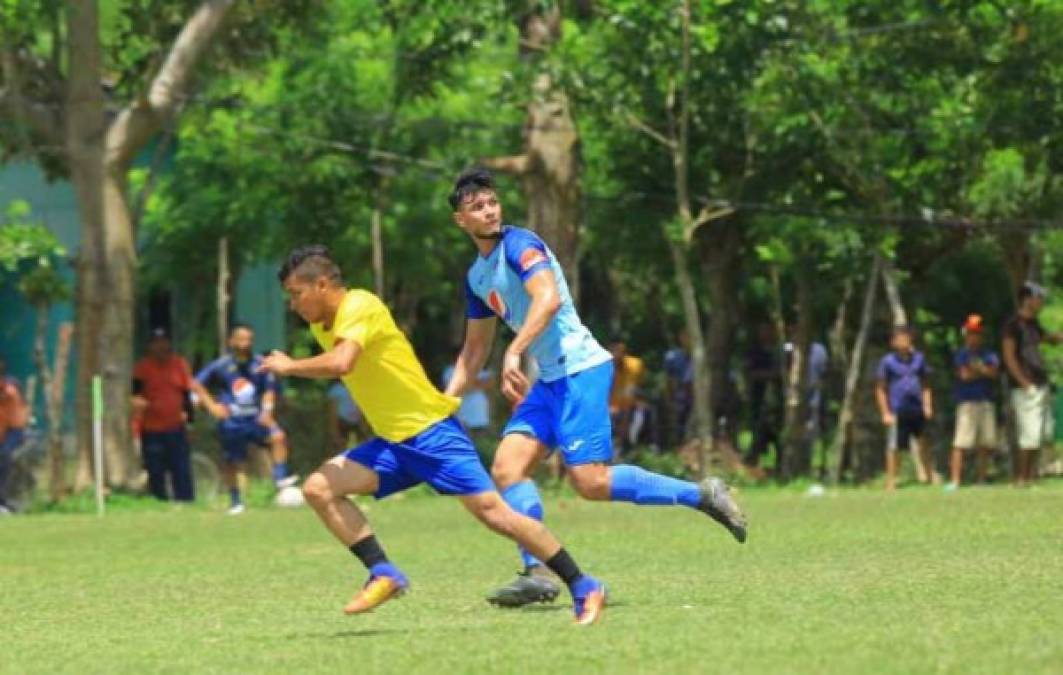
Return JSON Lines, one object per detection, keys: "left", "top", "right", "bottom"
{"left": 0, "top": 200, "right": 69, "bottom": 306}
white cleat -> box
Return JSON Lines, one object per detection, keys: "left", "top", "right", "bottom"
{"left": 275, "top": 474, "right": 300, "bottom": 490}
{"left": 227, "top": 503, "right": 246, "bottom": 516}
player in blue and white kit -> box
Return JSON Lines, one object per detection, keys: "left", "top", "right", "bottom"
{"left": 192, "top": 323, "right": 298, "bottom": 514}
{"left": 445, "top": 169, "right": 748, "bottom": 607}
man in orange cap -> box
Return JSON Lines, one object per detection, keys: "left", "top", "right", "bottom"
{"left": 947, "top": 314, "right": 999, "bottom": 491}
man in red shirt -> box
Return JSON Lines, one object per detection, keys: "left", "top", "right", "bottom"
{"left": 132, "top": 329, "right": 195, "bottom": 501}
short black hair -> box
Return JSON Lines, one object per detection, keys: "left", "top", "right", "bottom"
{"left": 1019, "top": 281, "right": 1047, "bottom": 302}
{"left": 448, "top": 168, "right": 496, "bottom": 211}
{"left": 277, "top": 245, "right": 343, "bottom": 285}
{"left": 229, "top": 322, "right": 254, "bottom": 337}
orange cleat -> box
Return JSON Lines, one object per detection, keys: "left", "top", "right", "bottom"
{"left": 573, "top": 580, "right": 607, "bottom": 626}
{"left": 343, "top": 572, "right": 407, "bottom": 615}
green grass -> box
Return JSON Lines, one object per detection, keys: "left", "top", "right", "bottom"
{"left": 3, "top": 483, "right": 1062, "bottom": 674}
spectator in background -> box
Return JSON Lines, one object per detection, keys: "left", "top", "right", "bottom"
{"left": 326, "top": 380, "right": 370, "bottom": 452}
{"left": 442, "top": 364, "right": 494, "bottom": 439}
{"left": 663, "top": 329, "right": 693, "bottom": 444}
{"left": 948, "top": 314, "right": 999, "bottom": 490}
{"left": 0, "top": 357, "right": 30, "bottom": 513}
{"left": 876, "top": 326, "right": 935, "bottom": 491}
{"left": 608, "top": 338, "right": 651, "bottom": 452}
{"left": 784, "top": 328, "right": 829, "bottom": 448}
{"left": 744, "top": 323, "right": 783, "bottom": 473}
{"left": 192, "top": 323, "right": 297, "bottom": 515}
{"left": 1002, "top": 282, "right": 1063, "bottom": 487}
{"left": 132, "top": 329, "right": 195, "bottom": 502}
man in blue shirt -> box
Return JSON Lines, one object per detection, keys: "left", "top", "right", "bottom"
{"left": 192, "top": 323, "right": 298, "bottom": 514}
{"left": 875, "top": 326, "right": 935, "bottom": 491}
{"left": 444, "top": 169, "right": 747, "bottom": 608}
{"left": 948, "top": 315, "right": 999, "bottom": 490}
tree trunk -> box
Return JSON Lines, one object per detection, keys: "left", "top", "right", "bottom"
{"left": 997, "top": 230, "right": 1031, "bottom": 299}
{"left": 484, "top": 2, "right": 582, "bottom": 301}
{"left": 66, "top": 0, "right": 107, "bottom": 492}
{"left": 781, "top": 260, "right": 814, "bottom": 479}
{"left": 371, "top": 186, "right": 386, "bottom": 299}
{"left": 880, "top": 258, "right": 908, "bottom": 327}
{"left": 668, "top": 239, "right": 712, "bottom": 474}
{"left": 217, "top": 236, "right": 230, "bottom": 353}
{"left": 832, "top": 254, "right": 882, "bottom": 483}
{"left": 48, "top": 323, "right": 73, "bottom": 500}
{"left": 700, "top": 221, "right": 742, "bottom": 443}
{"left": 829, "top": 277, "right": 854, "bottom": 375}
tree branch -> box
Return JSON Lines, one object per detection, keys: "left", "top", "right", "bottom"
{"left": 623, "top": 111, "right": 676, "bottom": 150}
{"left": 106, "top": 0, "right": 235, "bottom": 169}
{"left": 0, "top": 47, "right": 63, "bottom": 146}
{"left": 482, "top": 154, "right": 532, "bottom": 176}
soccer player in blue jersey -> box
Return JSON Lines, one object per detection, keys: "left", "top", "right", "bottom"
{"left": 445, "top": 169, "right": 749, "bottom": 607}
{"left": 192, "top": 323, "right": 298, "bottom": 514}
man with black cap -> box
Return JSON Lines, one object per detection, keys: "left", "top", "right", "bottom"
{"left": 1002, "top": 282, "right": 1063, "bottom": 486}
{"left": 132, "top": 328, "right": 196, "bottom": 501}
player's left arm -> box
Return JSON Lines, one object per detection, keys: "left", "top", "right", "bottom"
{"left": 259, "top": 380, "right": 279, "bottom": 427}
{"left": 920, "top": 360, "right": 933, "bottom": 419}
{"left": 259, "top": 339, "right": 362, "bottom": 379}
{"left": 501, "top": 270, "right": 561, "bottom": 402}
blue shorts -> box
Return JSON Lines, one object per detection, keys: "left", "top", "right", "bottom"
{"left": 219, "top": 420, "right": 283, "bottom": 462}
{"left": 344, "top": 416, "right": 494, "bottom": 499}
{"left": 503, "top": 360, "right": 614, "bottom": 466}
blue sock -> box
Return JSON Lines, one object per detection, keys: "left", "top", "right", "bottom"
{"left": 272, "top": 462, "right": 288, "bottom": 482}
{"left": 229, "top": 488, "right": 242, "bottom": 507}
{"left": 501, "top": 480, "right": 545, "bottom": 569}
{"left": 609, "top": 465, "right": 701, "bottom": 507}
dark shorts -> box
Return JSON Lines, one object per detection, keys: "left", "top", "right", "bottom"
{"left": 344, "top": 416, "right": 494, "bottom": 499}
{"left": 219, "top": 420, "right": 283, "bottom": 462}
{"left": 888, "top": 411, "right": 927, "bottom": 451}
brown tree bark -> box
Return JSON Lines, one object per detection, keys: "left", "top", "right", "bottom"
{"left": 780, "top": 258, "right": 814, "bottom": 479}
{"left": 483, "top": 2, "right": 582, "bottom": 301}
{"left": 48, "top": 324, "right": 74, "bottom": 500}
{"left": 65, "top": 0, "right": 108, "bottom": 491}
{"left": 832, "top": 254, "right": 882, "bottom": 482}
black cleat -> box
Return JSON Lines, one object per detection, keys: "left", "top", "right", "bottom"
{"left": 486, "top": 568, "right": 561, "bottom": 608}
{"left": 697, "top": 477, "right": 748, "bottom": 543}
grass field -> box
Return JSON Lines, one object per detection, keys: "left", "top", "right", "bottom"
{"left": 3, "top": 483, "right": 1062, "bottom": 674}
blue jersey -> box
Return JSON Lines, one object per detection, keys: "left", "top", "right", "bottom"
{"left": 195, "top": 354, "right": 277, "bottom": 428}
{"left": 464, "top": 226, "right": 611, "bottom": 382}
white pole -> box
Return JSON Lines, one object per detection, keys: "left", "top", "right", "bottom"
{"left": 92, "top": 375, "right": 105, "bottom": 517}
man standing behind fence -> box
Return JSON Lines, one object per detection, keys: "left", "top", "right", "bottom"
{"left": 1002, "top": 283, "right": 1062, "bottom": 487}
{"left": 947, "top": 315, "right": 999, "bottom": 490}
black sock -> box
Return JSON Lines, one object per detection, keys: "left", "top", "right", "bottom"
{"left": 544, "top": 548, "right": 582, "bottom": 586}
{"left": 349, "top": 535, "right": 388, "bottom": 569}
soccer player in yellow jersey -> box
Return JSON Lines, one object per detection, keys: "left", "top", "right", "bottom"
{"left": 258, "top": 245, "right": 606, "bottom": 625}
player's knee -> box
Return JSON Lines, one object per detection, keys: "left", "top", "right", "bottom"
{"left": 302, "top": 472, "right": 332, "bottom": 507}
{"left": 490, "top": 461, "right": 523, "bottom": 489}
{"left": 569, "top": 468, "right": 609, "bottom": 501}
{"left": 472, "top": 499, "right": 517, "bottom": 536}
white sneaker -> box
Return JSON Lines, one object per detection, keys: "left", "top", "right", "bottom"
{"left": 227, "top": 503, "right": 246, "bottom": 515}
{"left": 943, "top": 482, "right": 959, "bottom": 493}
{"left": 275, "top": 474, "right": 300, "bottom": 489}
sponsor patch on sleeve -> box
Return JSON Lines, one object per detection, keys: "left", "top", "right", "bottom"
{"left": 519, "top": 247, "right": 547, "bottom": 272}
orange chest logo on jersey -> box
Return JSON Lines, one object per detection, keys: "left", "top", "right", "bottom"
{"left": 487, "top": 290, "right": 511, "bottom": 321}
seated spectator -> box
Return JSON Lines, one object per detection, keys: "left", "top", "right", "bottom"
{"left": 876, "top": 326, "right": 936, "bottom": 491}
{"left": 947, "top": 314, "right": 999, "bottom": 490}
{"left": 0, "top": 357, "right": 29, "bottom": 513}
{"left": 132, "top": 329, "right": 195, "bottom": 502}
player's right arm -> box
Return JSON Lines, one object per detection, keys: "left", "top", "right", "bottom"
{"left": 190, "top": 359, "right": 229, "bottom": 420}
{"left": 261, "top": 339, "right": 362, "bottom": 379}
{"left": 1001, "top": 329, "right": 1031, "bottom": 389}
{"left": 445, "top": 317, "right": 497, "bottom": 398}
{"left": 875, "top": 359, "right": 893, "bottom": 426}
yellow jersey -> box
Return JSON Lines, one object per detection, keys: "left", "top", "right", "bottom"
{"left": 311, "top": 289, "right": 459, "bottom": 442}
